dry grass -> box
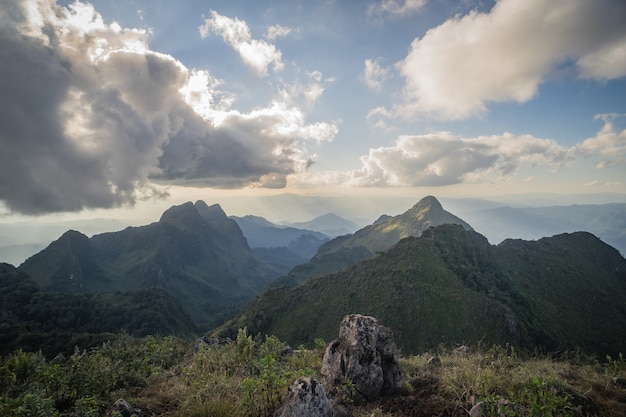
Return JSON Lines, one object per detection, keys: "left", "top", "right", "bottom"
{"left": 5, "top": 334, "right": 622, "bottom": 416}
{"left": 129, "top": 342, "right": 626, "bottom": 416}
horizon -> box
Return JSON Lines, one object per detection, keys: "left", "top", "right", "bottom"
{"left": 2, "top": 191, "right": 626, "bottom": 267}
{"left": 1, "top": 1, "right": 625, "bottom": 236}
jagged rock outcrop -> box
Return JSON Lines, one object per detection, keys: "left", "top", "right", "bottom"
{"left": 274, "top": 377, "right": 333, "bottom": 417}
{"left": 321, "top": 314, "right": 402, "bottom": 404}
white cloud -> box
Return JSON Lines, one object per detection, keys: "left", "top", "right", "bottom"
{"left": 368, "top": 0, "right": 427, "bottom": 18}
{"left": 179, "top": 69, "right": 235, "bottom": 125}
{"left": 279, "top": 70, "right": 333, "bottom": 107}
{"left": 345, "top": 132, "right": 570, "bottom": 187}
{"left": 363, "top": 58, "right": 391, "bottom": 91}
{"left": 199, "top": 11, "right": 284, "bottom": 77}
{"left": 334, "top": 114, "right": 626, "bottom": 188}
{"left": 265, "top": 24, "right": 294, "bottom": 41}
{"left": 366, "top": 107, "right": 396, "bottom": 131}
{"left": 395, "top": 0, "right": 626, "bottom": 120}
{"left": 0, "top": 0, "right": 336, "bottom": 214}
{"left": 572, "top": 113, "right": 626, "bottom": 168}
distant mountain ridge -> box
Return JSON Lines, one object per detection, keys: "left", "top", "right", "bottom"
{"left": 231, "top": 215, "right": 330, "bottom": 273}
{"left": 0, "top": 218, "right": 129, "bottom": 266}
{"left": 275, "top": 195, "right": 472, "bottom": 287}
{"left": 457, "top": 203, "right": 626, "bottom": 255}
{"left": 231, "top": 215, "right": 328, "bottom": 249}
{"left": 286, "top": 213, "right": 360, "bottom": 237}
{"left": 317, "top": 196, "right": 472, "bottom": 256}
{"left": 19, "top": 201, "right": 279, "bottom": 328}
{"left": 217, "top": 224, "right": 626, "bottom": 357}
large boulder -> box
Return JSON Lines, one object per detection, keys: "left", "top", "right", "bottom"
{"left": 321, "top": 314, "right": 402, "bottom": 404}
{"left": 274, "top": 377, "right": 333, "bottom": 417}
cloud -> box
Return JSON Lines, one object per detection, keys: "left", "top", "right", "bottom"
{"left": 366, "top": 107, "right": 396, "bottom": 131}
{"left": 363, "top": 58, "right": 391, "bottom": 91}
{"left": 368, "top": 0, "right": 427, "bottom": 18}
{"left": 265, "top": 24, "right": 293, "bottom": 41}
{"left": 199, "top": 10, "right": 284, "bottom": 77}
{"left": 327, "top": 114, "right": 625, "bottom": 188}
{"left": 157, "top": 101, "right": 337, "bottom": 189}
{"left": 279, "top": 70, "right": 334, "bottom": 108}
{"left": 0, "top": 0, "right": 335, "bottom": 214}
{"left": 344, "top": 132, "right": 570, "bottom": 187}
{"left": 572, "top": 113, "right": 626, "bottom": 168}
{"left": 395, "top": 0, "right": 626, "bottom": 120}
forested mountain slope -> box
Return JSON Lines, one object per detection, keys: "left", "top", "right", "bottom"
{"left": 19, "top": 201, "right": 279, "bottom": 328}
{"left": 218, "top": 224, "right": 626, "bottom": 357}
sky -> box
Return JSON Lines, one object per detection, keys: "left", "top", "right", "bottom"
{"left": 1, "top": 0, "right": 626, "bottom": 225}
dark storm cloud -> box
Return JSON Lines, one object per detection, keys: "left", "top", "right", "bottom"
{"left": 0, "top": 1, "right": 333, "bottom": 214}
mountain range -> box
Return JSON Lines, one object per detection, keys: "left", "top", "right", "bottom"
{"left": 216, "top": 224, "right": 626, "bottom": 357}
{"left": 18, "top": 201, "right": 278, "bottom": 328}
{"left": 273, "top": 195, "right": 473, "bottom": 287}
{"left": 2, "top": 195, "right": 625, "bottom": 358}
{"left": 455, "top": 203, "right": 626, "bottom": 256}
{"left": 229, "top": 215, "right": 331, "bottom": 273}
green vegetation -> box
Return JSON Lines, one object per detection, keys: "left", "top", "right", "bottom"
{"left": 218, "top": 224, "right": 626, "bottom": 358}
{"left": 275, "top": 195, "right": 472, "bottom": 287}
{"left": 0, "top": 264, "right": 197, "bottom": 357}
{"left": 17, "top": 201, "right": 279, "bottom": 328}
{"left": 1, "top": 333, "right": 624, "bottom": 416}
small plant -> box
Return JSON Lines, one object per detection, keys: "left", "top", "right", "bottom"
{"left": 72, "top": 396, "right": 100, "bottom": 417}
{"left": 606, "top": 352, "right": 626, "bottom": 377}
{"left": 338, "top": 378, "right": 356, "bottom": 404}
{"left": 515, "top": 376, "right": 574, "bottom": 417}
{"left": 236, "top": 328, "right": 254, "bottom": 364}
{"left": 241, "top": 353, "right": 287, "bottom": 417}
{"left": 0, "top": 392, "right": 59, "bottom": 417}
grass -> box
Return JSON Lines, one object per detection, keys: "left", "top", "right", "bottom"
{"left": 1, "top": 333, "right": 624, "bottom": 416}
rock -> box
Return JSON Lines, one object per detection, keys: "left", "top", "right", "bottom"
{"left": 469, "top": 402, "right": 486, "bottom": 417}
{"left": 109, "top": 399, "right": 142, "bottom": 417}
{"left": 377, "top": 325, "right": 403, "bottom": 394}
{"left": 321, "top": 314, "right": 402, "bottom": 404}
{"left": 274, "top": 377, "right": 333, "bottom": 417}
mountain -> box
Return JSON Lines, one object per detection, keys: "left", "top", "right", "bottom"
{"left": 19, "top": 201, "right": 279, "bottom": 328}
{"left": 251, "top": 233, "right": 331, "bottom": 275}
{"left": 0, "top": 218, "right": 129, "bottom": 266}
{"left": 231, "top": 215, "right": 330, "bottom": 273}
{"left": 275, "top": 195, "right": 472, "bottom": 286}
{"left": 0, "top": 242, "right": 48, "bottom": 269}
{"left": 456, "top": 203, "right": 626, "bottom": 255}
{"left": 231, "top": 215, "right": 328, "bottom": 248}
{"left": 0, "top": 263, "right": 197, "bottom": 356}
{"left": 287, "top": 213, "right": 360, "bottom": 237}
{"left": 216, "top": 224, "right": 626, "bottom": 357}
{"left": 317, "top": 196, "right": 472, "bottom": 255}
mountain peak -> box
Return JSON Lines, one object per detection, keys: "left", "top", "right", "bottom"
{"left": 410, "top": 196, "right": 443, "bottom": 213}
{"left": 159, "top": 201, "right": 197, "bottom": 223}
{"left": 195, "top": 201, "right": 228, "bottom": 222}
